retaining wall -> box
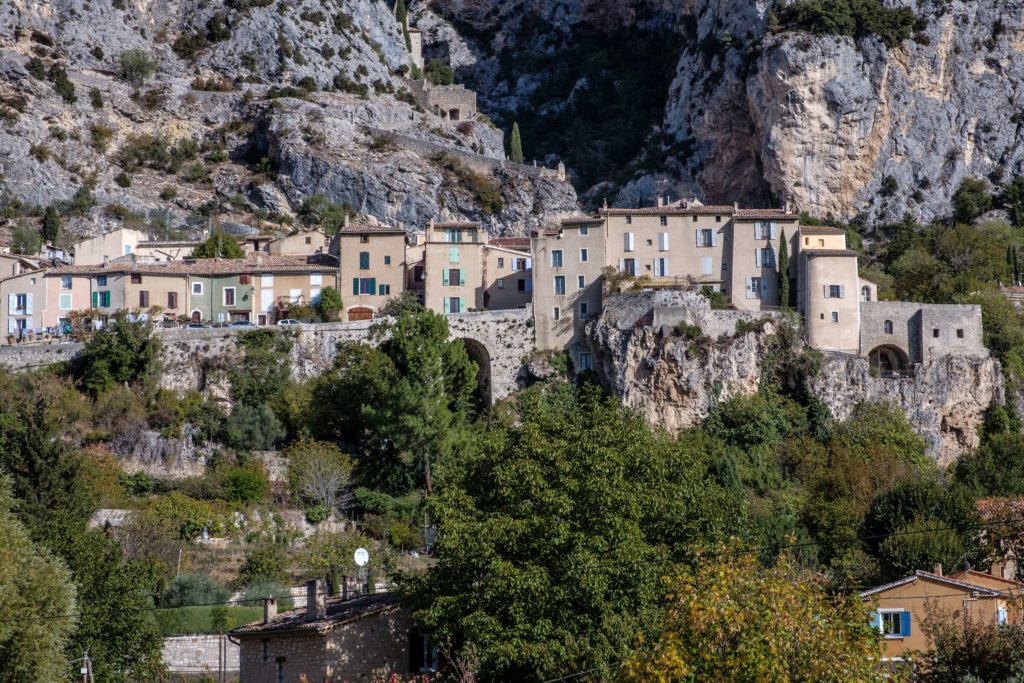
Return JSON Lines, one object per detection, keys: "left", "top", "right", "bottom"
{"left": 162, "top": 635, "right": 239, "bottom": 676}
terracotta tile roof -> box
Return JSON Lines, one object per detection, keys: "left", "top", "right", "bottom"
{"left": 600, "top": 205, "right": 736, "bottom": 217}
{"left": 860, "top": 571, "right": 1003, "bottom": 598}
{"left": 948, "top": 569, "right": 1024, "bottom": 587}
{"left": 490, "top": 237, "right": 531, "bottom": 250}
{"left": 976, "top": 497, "right": 1024, "bottom": 522}
{"left": 560, "top": 216, "right": 604, "bottom": 226}
{"left": 336, "top": 224, "right": 406, "bottom": 234}
{"left": 734, "top": 209, "right": 800, "bottom": 220}
{"left": 432, "top": 221, "right": 480, "bottom": 229}
{"left": 799, "top": 226, "right": 846, "bottom": 236}
{"left": 802, "top": 249, "right": 859, "bottom": 258}
{"left": 50, "top": 253, "right": 338, "bottom": 277}
{"left": 231, "top": 593, "right": 400, "bottom": 636}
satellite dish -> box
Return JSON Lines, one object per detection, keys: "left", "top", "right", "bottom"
{"left": 354, "top": 547, "right": 369, "bottom": 567}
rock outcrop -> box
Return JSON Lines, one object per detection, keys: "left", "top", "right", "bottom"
{"left": 589, "top": 291, "right": 1003, "bottom": 464}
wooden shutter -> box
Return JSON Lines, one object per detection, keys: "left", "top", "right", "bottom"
{"left": 711, "top": 230, "right": 719, "bottom": 247}
{"left": 24, "top": 294, "right": 32, "bottom": 315}
{"left": 900, "top": 611, "right": 911, "bottom": 637}
{"left": 770, "top": 223, "right": 779, "bottom": 240}
{"left": 695, "top": 230, "right": 702, "bottom": 247}
{"left": 7, "top": 294, "right": 16, "bottom": 315}
{"left": 442, "top": 269, "right": 450, "bottom": 286}
{"left": 459, "top": 270, "right": 466, "bottom": 286}
{"left": 659, "top": 232, "right": 669, "bottom": 251}
{"left": 368, "top": 278, "right": 376, "bottom": 295}
{"left": 442, "top": 297, "right": 449, "bottom": 314}
{"left": 618, "top": 258, "right": 625, "bottom": 272}
{"left": 168, "top": 292, "right": 177, "bottom": 309}
{"left": 823, "top": 285, "right": 830, "bottom": 298}
{"left": 91, "top": 292, "right": 98, "bottom": 308}
{"left": 139, "top": 291, "right": 149, "bottom": 308}
{"left": 745, "top": 278, "right": 753, "bottom": 299}
{"left": 352, "top": 278, "right": 359, "bottom": 296}
{"left": 839, "top": 284, "right": 846, "bottom": 299}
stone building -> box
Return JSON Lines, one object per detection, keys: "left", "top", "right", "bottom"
{"left": 408, "top": 81, "right": 477, "bottom": 121}
{"left": 231, "top": 585, "right": 430, "bottom": 683}
{"left": 333, "top": 221, "right": 408, "bottom": 321}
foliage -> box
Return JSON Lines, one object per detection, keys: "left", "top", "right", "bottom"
{"left": 189, "top": 228, "right": 244, "bottom": 259}
{"left": 377, "top": 291, "right": 426, "bottom": 318}
{"left": 316, "top": 286, "right": 342, "bottom": 322}
{"left": 154, "top": 606, "right": 262, "bottom": 637}
{"left": 115, "top": 133, "right": 199, "bottom": 174}
{"left": 778, "top": 228, "right": 791, "bottom": 308}
{"left": 620, "top": 550, "right": 886, "bottom": 682}
{"left": 224, "top": 402, "right": 286, "bottom": 451}
{"left": 219, "top": 465, "right": 269, "bottom": 504}
{"left": 424, "top": 59, "right": 454, "bottom": 86}
{"left": 10, "top": 221, "right": 42, "bottom": 255}
{"left": 161, "top": 572, "right": 230, "bottom": 608}
{"left": 952, "top": 177, "right": 993, "bottom": 223}
{"left": 75, "top": 313, "right": 161, "bottom": 395}
{"left": 0, "top": 476, "right": 76, "bottom": 681}
{"left": 234, "top": 546, "right": 287, "bottom": 589}
{"left": 241, "top": 579, "right": 294, "bottom": 609}
{"left": 118, "top": 49, "right": 157, "bottom": 88}
{"left": 400, "top": 382, "right": 742, "bottom": 681}
{"left": 917, "top": 607, "right": 1024, "bottom": 682}
{"left": 432, "top": 153, "right": 503, "bottom": 214}
{"left": 147, "top": 492, "right": 224, "bottom": 541}
{"left": 287, "top": 440, "right": 354, "bottom": 518}
{"left": 509, "top": 121, "right": 524, "bottom": 164}
{"left": 298, "top": 194, "right": 350, "bottom": 234}
{"left": 775, "top": 0, "right": 916, "bottom": 48}
{"left": 953, "top": 432, "right": 1024, "bottom": 497}
{"left": 298, "top": 530, "right": 382, "bottom": 578}
{"left": 876, "top": 515, "right": 968, "bottom": 581}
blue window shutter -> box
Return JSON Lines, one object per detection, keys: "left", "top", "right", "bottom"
{"left": 442, "top": 269, "right": 449, "bottom": 286}
{"left": 459, "top": 269, "right": 466, "bottom": 286}
{"left": 359, "top": 252, "right": 369, "bottom": 269}
{"left": 369, "top": 278, "right": 376, "bottom": 294}
{"left": 900, "top": 611, "right": 911, "bottom": 637}
{"left": 442, "top": 298, "right": 449, "bottom": 314}
{"left": 352, "top": 278, "right": 359, "bottom": 296}
{"left": 868, "top": 611, "right": 879, "bottom": 631}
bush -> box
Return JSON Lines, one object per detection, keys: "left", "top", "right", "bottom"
{"left": 424, "top": 59, "right": 454, "bottom": 86}
{"left": 29, "top": 143, "right": 50, "bottom": 162}
{"left": 219, "top": 465, "right": 269, "bottom": 505}
{"left": 47, "top": 65, "right": 76, "bottom": 103}
{"left": 775, "top": 0, "right": 916, "bottom": 48}
{"left": 234, "top": 547, "right": 286, "bottom": 589}
{"left": 159, "top": 186, "right": 178, "bottom": 201}
{"left": 154, "top": 606, "right": 262, "bottom": 636}
{"left": 952, "top": 177, "right": 993, "bottom": 223}
{"left": 75, "top": 313, "right": 161, "bottom": 394}
{"left": 25, "top": 57, "right": 46, "bottom": 80}
{"left": 118, "top": 49, "right": 157, "bottom": 87}
{"left": 89, "top": 123, "right": 113, "bottom": 152}
{"left": 432, "top": 153, "right": 502, "bottom": 214}
{"left": 240, "top": 579, "right": 294, "bottom": 609}
{"left": 113, "top": 171, "right": 131, "bottom": 188}
{"left": 315, "top": 286, "right": 342, "bottom": 322}
{"left": 224, "top": 403, "right": 286, "bottom": 451}
{"left": 179, "top": 162, "right": 210, "bottom": 183}
{"left": 162, "top": 573, "right": 230, "bottom": 608}
{"left": 89, "top": 87, "right": 104, "bottom": 109}
{"left": 674, "top": 321, "right": 703, "bottom": 339}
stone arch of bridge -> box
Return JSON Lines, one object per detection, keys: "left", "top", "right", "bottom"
{"left": 458, "top": 337, "right": 492, "bottom": 407}
{"left": 868, "top": 344, "right": 912, "bottom": 378}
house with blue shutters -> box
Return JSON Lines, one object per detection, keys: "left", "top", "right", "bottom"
{"left": 860, "top": 564, "right": 1021, "bottom": 662}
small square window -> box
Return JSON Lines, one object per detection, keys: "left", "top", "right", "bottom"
{"left": 553, "top": 306, "right": 560, "bottom": 321}
{"left": 692, "top": 216, "right": 698, "bottom": 222}
{"left": 831, "top": 312, "right": 839, "bottom": 323}
{"left": 192, "top": 282, "right": 203, "bottom": 295}
{"left": 715, "top": 215, "right": 721, "bottom": 223}
{"left": 384, "top": 255, "right": 392, "bottom": 265}
{"left": 497, "top": 279, "right": 504, "bottom": 289}
{"left": 957, "top": 329, "right": 965, "bottom": 339}
{"left": 660, "top": 216, "right": 667, "bottom": 226}
{"left": 579, "top": 352, "right": 593, "bottom": 371}
{"left": 933, "top": 328, "right": 940, "bottom": 338}
{"left": 97, "top": 275, "right": 107, "bottom": 287}
{"left": 579, "top": 226, "right": 589, "bottom": 236}
{"left": 497, "top": 257, "right": 505, "bottom": 268}
{"left": 625, "top": 216, "right": 632, "bottom": 225}
{"left": 360, "top": 235, "right": 370, "bottom": 243}
{"left": 131, "top": 273, "right": 142, "bottom": 284}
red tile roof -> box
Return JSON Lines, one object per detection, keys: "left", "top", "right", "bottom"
{"left": 336, "top": 224, "right": 406, "bottom": 234}
{"left": 50, "top": 253, "right": 338, "bottom": 277}
{"left": 734, "top": 209, "right": 800, "bottom": 220}
{"left": 490, "top": 237, "right": 531, "bottom": 250}
{"left": 231, "top": 593, "right": 400, "bottom": 636}
{"left": 799, "top": 226, "right": 846, "bottom": 236}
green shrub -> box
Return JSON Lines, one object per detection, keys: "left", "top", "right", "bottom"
{"left": 25, "top": 57, "right": 46, "bottom": 80}
{"left": 315, "top": 286, "right": 342, "bottom": 322}
{"left": 180, "top": 161, "right": 210, "bottom": 183}
{"left": 305, "top": 504, "right": 329, "bottom": 524}
{"left": 774, "top": 0, "right": 916, "bottom": 48}
{"left": 240, "top": 580, "right": 294, "bottom": 609}
{"left": 29, "top": 143, "right": 50, "bottom": 162}
{"left": 118, "top": 49, "right": 156, "bottom": 87}
{"left": 113, "top": 171, "right": 131, "bottom": 188}
{"left": 219, "top": 466, "right": 269, "bottom": 505}
{"left": 952, "top": 177, "right": 993, "bottom": 223}
{"left": 432, "top": 153, "right": 503, "bottom": 214}
{"left": 47, "top": 65, "right": 76, "bottom": 103}
{"left": 159, "top": 186, "right": 177, "bottom": 201}
{"left": 154, "top": 606, "right": 262, "bottom": 636}
{"left": 424, "top": 59, "right": 454, "bottom": 86}
{"left": 162, "top": 573, "right": 230, "bottom": 608}
{"left": 224, "top": 403, "right": 285, "bottom": 451}
{"left": 89, "top": 122, "right": 113, "bottom": 152}
{"left": 74, "top": 312, "right": 160, "bottom": 394}
{"left": 234, "top": 546, "right": 286, "bottom": 589}
{"left": 674, "top": 321, "right": 703, "bottom": 339}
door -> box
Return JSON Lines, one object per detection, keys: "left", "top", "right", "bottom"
{"left": 347, "top": 307, "right": 373, "bottom": 321}
{"left": 261, "top": 289, "right": 274, "bottom": 313}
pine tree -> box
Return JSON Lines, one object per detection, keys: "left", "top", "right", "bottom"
{"left": 41, "top": 206, "right": 61, "bottom": 244}
{"left": 509, "top": 122, "right": 524, "bottom": 164}
{"left": 778, "top": 229, "right": 790, "bottom": 308}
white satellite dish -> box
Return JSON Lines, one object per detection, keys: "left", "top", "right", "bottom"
{"left": 354, "top": 547, "right": 369, "bottom": 567}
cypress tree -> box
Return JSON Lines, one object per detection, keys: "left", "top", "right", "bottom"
{"left": 778, "top": 229, "right": 790, "bottom": 308}
{"left": 509, "top": 122, "right": 524, "bottom": 164}
{"left": 1015, "top": 246, "right": 1021, "bottom": 286}
{"left": 41, "top": 206, "right": 61, "bottom": 244}
{"left": 395, "top": 0, "right": 412, "bottom": 51}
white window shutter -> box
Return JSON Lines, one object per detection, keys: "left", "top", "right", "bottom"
{"left": 839, "top": 284, "right": 845, "bottom": 299}
{"left": 7, "top": 294, "right": 15, "bottom": 316}
{"left": 823, "top": 285, "right": 830, "bottom": 299}
{"left": 745, "top": 277, "right": 754, "bottom": 299}
{"left": 755, "top": 249, "right": 761, "bottom": 268}
{"left": 712, "top": 231, "right": 718, "bottom": 247}
{"left": 25, "top": 293, "right": 32, "bottom": 315}
{"left": 695, "top": 231, "right": 702, "bottom": 247}
{"left": 770, "top": 223, "right": 779, "bottom": 240}
{"left": 664, "top": 257, "right": 669, "bottom": 276}
{"left": 618, "top": 258, "right": 625, "bottom": 273}
{"left": 7, "top": 319, "right": 14, "bottom": 334}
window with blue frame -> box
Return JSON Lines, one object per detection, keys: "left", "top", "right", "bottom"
{"left": 359, "top": 252, "right": 370, "bottom": 269}
{"left": 96, "top": 275, "right": 107, "bottom": 286}
{"left": 384, "top": 255, "right": 392, "bottom": 265}
{"left": 871, "top": 610, "right": 911, "bottom": 638}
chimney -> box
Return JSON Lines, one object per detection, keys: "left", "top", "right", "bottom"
{"left": 102, "top": 255, "right": 109, "bottom": 268}
{"left": 263, "top": 597, "right": 278, "bottom": 624}
{"left": 933, "top": 563, "right": 943, "bottom": 577}
{"left": 733, "top": 201, "right": 739, "bottom": 212}
{"left": 305, "top": 579, "right": 325, "bottom": 622}
{"left": 343, "top": 213, "right": 351, "bottom": 229}
{"left": 657, "top": 195, "right": 665, "bottom": 208}
{"left": 784, "top": 200, "right": 792, "bottom": 214}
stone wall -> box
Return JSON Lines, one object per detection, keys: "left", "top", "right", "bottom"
{"left": 860, "top": 302, "right": 986, "bottom": 365}
{"left": 0, "top": 342, "right": 83, "bottom": 370}
{"left": 163, "top": 635, "right": 239, "bottom": 676}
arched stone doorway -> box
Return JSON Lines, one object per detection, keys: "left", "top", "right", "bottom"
{"left": 460, "top": 338, "right": 492, "bottom": 407}
{"left": 869, "top": 345, "right": 912, "bottom": 378}
{"left": 191, "top": 310, "right": 202, "bottom": 323}
{"left": 347, "top": 307, "right": 373, "bottom": 322}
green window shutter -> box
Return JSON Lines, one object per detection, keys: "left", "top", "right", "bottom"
{"left": 442, "top": 269, "right": 449, "bottom": 286}
{"left": 459, "top": 269, "right": 466, "bottom": 286}
{"left": 91, "top": 291, "right": 98, "bottom": 308}
{"left": 442, "top": 298, "right": 450, "bottom": 314}
{"left": 359, "top": 252, "right": 370, "bottom": 269}
{"left": 369, "top": 278, "right": 376, "bottom": 294}
{"left": 353, "top": 278, "right": 359, "bottom": 296}
{"left": 449, "top": 246, "right": 459, "bottom": 263}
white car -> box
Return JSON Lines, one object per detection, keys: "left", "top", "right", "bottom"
{"left": 276, "top": 319, "right": 302, "bottom": 326}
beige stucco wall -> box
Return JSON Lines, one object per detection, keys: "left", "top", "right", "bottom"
{"left": 803, "top": 253, "right": 861, "bottom": 354}
{"left": 799, "top": 231, "right": 847, "bottom": 251}
{"left": 44, "top": 273, "right": 92, "bottom": 327}
{"left": 237, "top": 608, "right": 415, "bottom": 683}
{"left": 532, "top": 223, "right": 605, "bottom": 354}
{"left": 270, "top": 231, "right": 329, "bottom": 255}
{"left": 481, "top": 246, "right": 531, "bottom": 310}
{"left": 728, "top": 218, "right": 798, "bottom": 311}
{"left": 2, "top": 270, "right": 47, "bottom": 334}
{"left": 423, "top": 232, "right": 484, "bottom": 314}
{"left": 255, "top": 272, "right": 338, "bottom": 322}
{"left": 337, "top": 233, "right": 407, "bottom": 318}
{"left": 0, "top": 254, "right": 35, "bottom": 278}
{"left": 74, "top": 229, "right": 145, "bottom": 265}
{"left": 125, "top": 273, "right": 189, "bottom": 319}
{"left": 603, "top": 213, "right": 728, "bottom": 289}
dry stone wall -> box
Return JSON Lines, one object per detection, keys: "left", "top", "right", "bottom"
{"left": 162, "top": 635, "right": 238, "bottom": 677}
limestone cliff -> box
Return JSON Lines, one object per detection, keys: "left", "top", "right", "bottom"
{"left": 588, "top": 291, "right": 1003, "bottom": 464}
{"left": 418, "top": 0, "right": 1024, "bottom": 223}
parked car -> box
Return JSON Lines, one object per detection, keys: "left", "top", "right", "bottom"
{"left": 276, "top": 319, "right": 301, "bottom": 326}
{"left": 229, "top": 320, "right": 256, "bottom": 328}
{"left": 185, "top": 323, "right": 211, "bottom": 329}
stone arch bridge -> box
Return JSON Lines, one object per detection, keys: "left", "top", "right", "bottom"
{"left": 0, "top": 309, "right": 536, "bottom": 406}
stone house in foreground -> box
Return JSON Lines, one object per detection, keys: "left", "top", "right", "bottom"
{"left": 231, "top": 584, "right": 434, "bottom": 682}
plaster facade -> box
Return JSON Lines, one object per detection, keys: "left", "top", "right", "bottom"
{"left": 74, "top": 228, "right": 146, "bottom": 265}
{"left": 336, "top": 226, "right": 407, "bottom": 320}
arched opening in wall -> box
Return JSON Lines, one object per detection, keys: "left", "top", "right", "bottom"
{"left": 460, "top": 338, "right": 491, "bottom": 409}
{"left": 190, "top": 310, "right": 201, "bottom": 323}
{"left": 868, "top": 345, "right": 912, "bottom": 378}
{"left": 347, "top": 307, "right": 373, "bottom": 322}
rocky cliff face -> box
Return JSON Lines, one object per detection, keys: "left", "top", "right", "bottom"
{"left": 589, "top": 291, "right": 1003, "bottom": 464}
{"left": 0, "top": 0, "right": 576, "bottom": 243}
{"left": 417, "top": 0, "right": 1024, "bottom": 223}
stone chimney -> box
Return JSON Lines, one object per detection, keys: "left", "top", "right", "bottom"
{"left": 255, "top": 253, "right": 263, "bottom": 266}
{"left": 933, "top": 563, "right": 943, "bottom": 577}
{"left": 557, "top": 161, "right": 566, "bottom": 182}
{"left": 102, "top": 255, "right": 109, "bottom": 268}
{"left": 784, "top": 199, "right": 792, "bottom": 214}
{"left": 343, "top": 213, "right": 351, "bottom": 229}
{"left": 733, "top": 201, "right": 739, "bottom": 212}
{"left": 263, "top": 597, "right": 278, "bottom": 624}
{"left": 657, "top": 195, "right": 665, "bottom": 208}
{"left": 305, "top": 579, "right": 325, "bottom": 622}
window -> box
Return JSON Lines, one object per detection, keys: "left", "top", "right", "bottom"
{"left": 59, "top": 293, "right": 72, "bottom": 310}
{"left": 96, "top": 275, "right": 107, "bottom": 287}
{"left": 192, "top": 282, "right": 203, "bottom": 295}
{"left": 831, "top": 312, "right": 839, "bottom": 323}
{"left": 168, "top": 292, "right": 178, "bottom": 309}
{"left": 884, "top": 320, "right": 894, "bottom": 334}
{"left": 701, "top": 256, "right": 713, "bottom": 276}
{"left": 577, "top": 275, "right": 585, "bottom": 289}
{"left": 131, "top": 273, "right": 142, "bottom": 284}
{"left": 622, "top": 258, "right": 636, "bottom": 276}
{"left": 580, "top": 248, "right": 588, "bottom": 262}
{"left": 447, "top": 297, "right": 462, "bottom": 313}
{"left": 239, "top": 274, "right": 252, "bottom": 285}
{"left": 623, "top": 232, "right": 635, "bottom": 252}
{"left": 447, "top": 268, "right": 462, "bottom": 286}
{"left": 861, "top": 286, "right": 871, "bottom": 302}
{"left": 517, "top": 279, "right": 527, "bottom": 292}
{"left": 659, "top": 215, "right": 668, "bottom": 226}
{"left": 359, "top": 252, "right": 370, "bottom": 269}
{"left": 957, "top": 328, "right": 965, "bottom": 338}
{"left": 692, "top": 215, "right": 698, "bottom": 223}
{"left": 715, "top": 215, "right": 721, "bottom": 223}
{"left": 497, "top": 257, "right": 504, "bottom": 268}
{"left": 579, "top": 302, "right": 589, "bottom": 320}
{"left": 310, "top": 273, "right": 323, "bottom": 287}
{"left": 625, "top": 215, "right": 632, "bottom": 225}
{"left": 223, "top": 288, "right": 236, "bottom": 306}
{"left": 261, "top": 640, "right": 269, "bottom": 663}
{"left": 757, "top": 248, "right": 775, "bottom": 268}
{"left": 100, "top": 291, "right": 111, "bottom": 307}
{"left": 60, "top": 275, "right": 72, "bottom": 289}
{"left": 933, "top": 328, "right": 940, "bottom": 338}
{"left": 15, "top": 294, "right": 27, "bottom": 310}
{"left": 360, "top": 234, "right": 370, "bottom": 244}
{"left": 357, "top": 278, "right": 376, "bottom": 295}
{"left": 554, "top": 276, "right": 566, "bottom": 296}
{"left": 579, "top": 352, "right": 593, "bottom": 371}
{"left": 998, "top": 605, "right": 1008, "bottom": 626}
{"left": 825, "top": 284, "right": 844, "bottom": 299}
{"left": 658, "top": 232, "right": 670, "bottom": 252}
{"left": 654, "top": 258, "right": 668, "bottom": 278}
{"left": 697, "top": 229, "right": 714, "bottom": 247}
{"left": 383, "top": 255, "right": 392, "bottom": 266}
{"left": 305, "top": 236, "right": 312, "bottom": 244}
{"left": 139, "top": 291, "right": 149, "bottom": 308}
{"left": 276, "top": 660, "right": 285, "bottom": 683}
{"left": 125, "top": 245, "right": 132, "bottom": 255}
{"left": 804, "top": 237, "right": 810, "bottom": 246}
{"left": 379, "top": 284, "right": 391, "bottom": 295}
{"left": 579, "top": 226, "right": 589, "bottom": 236}
{"left": 552, "top": 250, "right": 563, "bottom": 267}
{"left": 448, "top": 246, "right": 460, "bottom": 264}
{"left": 818, "top": 239, "right": 825, "bottom": 247}
{"left": 445, "top": 229, "right": 463, "bottom": 243}
{"left": 514, "top": 258, "right": 529, "bottom": 271}
{"left": 746, "top": 277, "right": 762, "bottom": 299}
{"left": 497, "top": 279, "right": 504, "bottom": 289}
{"left": 874, "top": 610, "right": 911, "bottom": 639}
{"left": 553, "top": 306, "right": 561, "bottom": 321}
